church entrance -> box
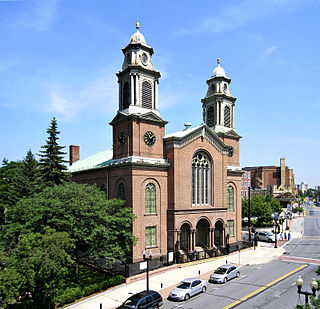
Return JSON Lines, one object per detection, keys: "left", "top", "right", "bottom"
{"left": 214, "top": 220, "right": 224, "bottom": 246}
{"left": 180, "top": 223, "right": 190, "bottom": 251}
{"left": 196, "top": 219, "right": 209, "bottom": 248}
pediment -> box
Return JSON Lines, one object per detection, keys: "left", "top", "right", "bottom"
{"left": 110, "top": 111, "right": 167, "bottom": 125}
{"left": 164, "top": 124, "right": 230, "bottom": 154}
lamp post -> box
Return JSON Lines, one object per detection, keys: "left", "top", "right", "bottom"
{"left": 271, "top": 212, "right": 278, "bottom": 248}
{"left": 296, "top": 275, "right": 318, "bottom": 305}
{"left": 248, "top": 186, "right": 252, "bottom": 241}
{"left": 142, "top": 249, "right": 152, "bottom": 291}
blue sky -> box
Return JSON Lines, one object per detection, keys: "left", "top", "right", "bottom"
{"left": 0, "top": 0, "right": 319, "bottom": 187}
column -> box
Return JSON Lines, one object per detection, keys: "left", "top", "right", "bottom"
{"left": 176, "top": 230, "right": 181, "bottom": 251}
{"left": 189, "top": 229, "right": 193, "bottom": 252}
{"left": 130, "top": 74, "right": 134, "bottom": 106}
{"left": 209, "top": 228, "right": 214, "bottom": 248}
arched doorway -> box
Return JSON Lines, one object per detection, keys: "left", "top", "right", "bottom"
{"left": 180, "top": 223, "right": 191, "bottom": 251}
{"left": 196, "top": 219, "right": 210, "bottom": 247}
{"left": 214, "top": 220, "right": 224, "bottom": 246}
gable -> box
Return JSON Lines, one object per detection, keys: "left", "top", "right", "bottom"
{"left": 110, "top": 111, "right": 167, "bottom": 126}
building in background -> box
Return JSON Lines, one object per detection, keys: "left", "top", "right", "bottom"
{"left": 68, "top": 24, "right": 243, "bottom": 273}
{"left": 296, "top": 182, "right": 309, "bottom": 193}
{"left": 241, "top": 170, "right": 251, "bottom": 198}
{"left": 244, "top": 158, "right": 296, "bottom": 206}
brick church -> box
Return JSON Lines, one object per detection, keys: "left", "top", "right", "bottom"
{"left": 69, "top": 23, "right": 243, "bottom": 266}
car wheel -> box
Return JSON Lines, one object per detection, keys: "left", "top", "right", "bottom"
{"left": 223, "top": 277, "right": 227, "bottom": 283}
{"left": 184, "top": 293, "right": 190, "bottom": 301}
{"left": 153, "top": 306, "right": 159, "bottom": 309}
{"left": 268, "top": 239, "right": 272, "bottom": 243}
{"left": 202, "top": 286, "right": 206, "bottom": 293}
{"left": 236, "top": 272, "right": 240, "bottom": 278}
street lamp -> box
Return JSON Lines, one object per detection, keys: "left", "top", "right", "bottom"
{"left": 142, "top": 249, "right": 152, "bottom": 291}
{"left": 296, "top": 275, "right": 318, "bottom": 305}
{"left": 271, "top": 212, "right": 278, "bottom": 248}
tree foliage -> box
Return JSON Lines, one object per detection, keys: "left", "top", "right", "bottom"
{"left": 2, "top": 182, "right": 136, "bottom": 262}
{"left": 0, "top": 227, "right": 74, "bottom": 308}
{"left": 38, "top": 117, "right": 69, "bottom": 185}
{"left": 242, "top": 195, "right": 282, "bottom": 225}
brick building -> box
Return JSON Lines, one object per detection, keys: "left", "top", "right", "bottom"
{"left": 241, "top": 170, "right": 251, "bottom": 198}
{"left": 68, "top": 24, "right": 243, "bottom": 267}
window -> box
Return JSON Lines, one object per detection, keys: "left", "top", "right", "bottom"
{"left": 227, "top": 220, "right": 234, "bottom": 236}
{"left": 227, "top": 186, "right": 234, "bottom": 210}
{"left": 145, "top": 226, "right": 156, "bottom": 247}
{"left": 207, "top": 106, "right": 215, "bottom": 127}
{"left": 224, "top": 106, "right": 231, "bottom": 127}
{"left": 192, "top": 152, "right": 211, "bottom": 205}
{"left": 142, "top": 81, "right": 152, "bottom": 109}
{"left": 244, "top": 173, "right": 247, "bottom": 179}
{"left": 117, "top": 183, "right": 125, "bottom": 201}
{"left": 145, "top": 183, "right": 156, "bottom": 213}
{"left": 123, "top": 82, "right": 130, "bottom": 109}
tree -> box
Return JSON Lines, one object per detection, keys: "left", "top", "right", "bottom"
{"left": 21, "top": 149, "right": 40, "bottom": 197}
{"left": 0, "top": 227, "right": 74, "bottom": 308}
{"left": 2, "top": 182, "right": 136, "bottom": 266}
{"left": 38, "top": 117, "right": 69, "bottom": 185}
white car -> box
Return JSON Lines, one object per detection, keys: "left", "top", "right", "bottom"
{"left": 255, "top": 231, "right": 275, "bottom": 242}
{"left": 168, "top": 278, "right": 207, "bottom": 301}
{"left": 209, "top": 265, "right": 240, "bottom": 283}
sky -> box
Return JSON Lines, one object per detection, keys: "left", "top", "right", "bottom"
{"left": 0, "top": 0, "right": 319, "bottom": 187}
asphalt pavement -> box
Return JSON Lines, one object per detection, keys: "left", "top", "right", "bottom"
{"left": 64, "top": 214, "right": 304, "bottom": 309}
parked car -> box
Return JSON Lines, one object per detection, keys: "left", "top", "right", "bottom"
{"left": 117, "top": 290, "right": 163, "bottom": 309}
{"left": 209, "top": 265, "right": 240, "bottom": 283}
{"left": 168, "top": 278, "right": 207, "bottom": 301}
{"left": 254, "top": 231, "right": 275, "bottom": 242}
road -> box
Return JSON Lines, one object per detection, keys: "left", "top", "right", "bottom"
{"left": 161, "top": 204, "right": 320, "bottom": 309}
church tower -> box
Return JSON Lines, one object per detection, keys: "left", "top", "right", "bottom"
{"left": 201, "top": 59, "right": 237, "bottom": 134}
{"left": 110, "top": 23, "right": 167, "bottom": 160}
{"left": 117, "top": 22, "right": 160, "bottom": 116}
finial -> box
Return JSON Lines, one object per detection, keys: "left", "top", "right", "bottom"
{"left": 217, "top": 58, "right": 221, "bottom": 65}
{"left": 136, "top": 22, "right": 140, "bottom": 30}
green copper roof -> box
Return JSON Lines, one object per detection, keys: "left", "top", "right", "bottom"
{"left": 68, "top": 149, "right": 113, "bottom": 173}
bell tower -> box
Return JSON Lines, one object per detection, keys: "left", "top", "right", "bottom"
{"left": 117, "top": 22, "right": 161, "bottom": 116}
{"left": 201, "top": 59, "right": 237, "bottom": 133}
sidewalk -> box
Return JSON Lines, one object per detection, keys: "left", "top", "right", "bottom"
{"left": 65, "top": 217, "right": 304, "bottom": 309}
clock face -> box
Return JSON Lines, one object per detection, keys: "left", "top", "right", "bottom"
{"left": 144, "top": 131, "right": 156, "bottom": 146}
{"left": 228, "top": 146, "right": 234, "bottom": 157}
{"left": 141, "top": 53, "right": 148, "bottom": 65}
{"left": 118, "top": 132, "right": 126, "bottom": 146}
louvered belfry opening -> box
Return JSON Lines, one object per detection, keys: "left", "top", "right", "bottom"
{"left": 141, "top": 81, "right": 152, "bottom": 109}
{"left": 207, "top": 106, "right": 216, "bottom": 127}
{"left": 123, "top": 82, "right": 130, "bottom": 109}
{"left": 224, "top": 106, "right": 231, "bottom": 127}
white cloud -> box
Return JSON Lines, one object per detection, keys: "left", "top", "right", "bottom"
{"left": 175, "top": 0, "right": 304, "bottom": 35}
{"left": 44, "top": 70, "right": 118, "bottom": 120}
{"left": 12, "top": 0, "right": 60, "bottom": 31}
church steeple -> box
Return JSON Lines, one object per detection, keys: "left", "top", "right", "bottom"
{"left": 201, "top": 59, "right": 237, "bottom": 133}
{"left": 116, "top": 23, "right": 161, "bottom": 116}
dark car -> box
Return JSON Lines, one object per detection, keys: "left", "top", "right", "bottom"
{"left": 117, "top": 290, "right": 163, "bottom": 309}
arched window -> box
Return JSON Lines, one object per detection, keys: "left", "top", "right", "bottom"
{"left": 123, "top": 82, "right": 130, "bottom": 109}
{"left": 192, "top": 152, "right": 211, "bottom": 205}
{"left": 224, "top": 106, "right": 231, "bottom": 127}
{"left": 142, "top": 81, "right": 152, "bottom": 109}
{"left": 145, "top": 183, "right": 156, "bottom": 213}
{"left": 227, "top": 185, "right": 234, "bottom": 210}
{"left": 117, "top": 183, "right": 126, "bottom": 201}
{"left": 207, "top": 106, "right": 215, "bottom": 127}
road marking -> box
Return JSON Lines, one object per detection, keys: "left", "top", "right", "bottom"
{"left": 222, "top": 264, "right": 307, "bottom": 309}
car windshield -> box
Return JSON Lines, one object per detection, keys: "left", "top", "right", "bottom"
{"left": 177, "top": 282, "right": 191, "bottom": 289}
{"left": 123, "top": 297, "right": 139, "bottom": 308}
{"left": 266, "top": 232, "right": 273, "bottom": 236}
{"left": 215, "top": 267, "right": 227, "bottom": 274}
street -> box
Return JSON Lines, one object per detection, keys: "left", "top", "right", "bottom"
{"left": 161, "top": 204, "right": 320, "bottom": 309}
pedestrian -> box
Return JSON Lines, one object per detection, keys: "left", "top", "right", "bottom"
{"left": 288, "top": 232, "right": 291, "bottom": 241}
{"left": 284, "top": 232, "right": 287, "bottom": 240}
{"left": 280, "top": 232, "right": 283, "bottom": 240}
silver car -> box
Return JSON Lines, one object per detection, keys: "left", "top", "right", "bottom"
{"left": 168, "top": 278, "right": 207, "bottom": 301}
{"left": 209, "top": 265, "right": 240, "bottom": 283}
{"left": 255, "top": 231, "right": 275, "bottom": 242}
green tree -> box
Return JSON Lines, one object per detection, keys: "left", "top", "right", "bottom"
{"left": 2, "top": 182, "right": 136, "bottom": 266}
{"left": 0, "top": 227, "right": 74, "bottom": 308}
{"left": 242, "top": 197, "right": 248, "bottom": 218}
{"left": 21, "top": 149, "right": 40, "bottom": 197}
{"left": 38, "top": 117, "right": 69, "bottom": 186}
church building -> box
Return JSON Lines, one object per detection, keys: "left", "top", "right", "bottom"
{"left": 68, "top": 23, "right": 243, "bottom": 267}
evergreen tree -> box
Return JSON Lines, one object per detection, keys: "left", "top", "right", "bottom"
{"left": 38, "top": 117, "right": 69, "bottom": 185}
{"left": 21, "top": 149, "right": 40, "bottom": 196}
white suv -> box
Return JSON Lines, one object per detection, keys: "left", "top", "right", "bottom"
{"left": 255, "top": 231, "right": 275, "bottom": 242}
